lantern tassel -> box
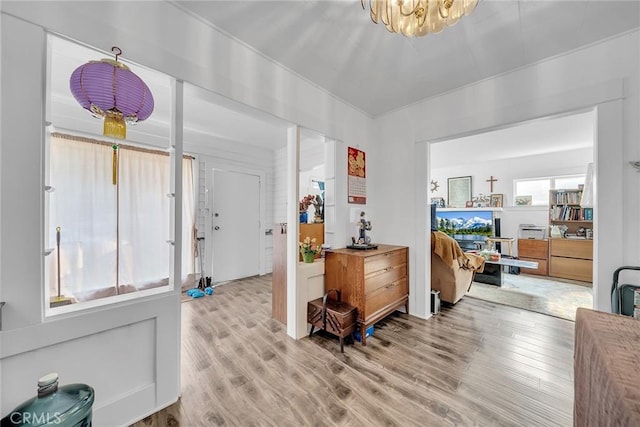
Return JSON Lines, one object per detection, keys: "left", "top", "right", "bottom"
{"left": 104, "top": 109, "right": 126, "bottom": 139}
{"left": 112, "top": 145, "right": 118, "bottom": 185}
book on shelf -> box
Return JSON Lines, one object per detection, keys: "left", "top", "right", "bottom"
{"left": 583, "top": 208, "right": 593, "bottom": 220}
{"left": 550, "top": 205, "right": 592, "bottom": 221}
{"left": 552, "top": 190, "right": 583, "bottom": 205}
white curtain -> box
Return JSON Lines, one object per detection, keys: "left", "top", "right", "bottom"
{"left": 182, "top": 159, "right": 196, "bottom": 287}
{"left": 118, "top": 148, "right": 171, "bottom": 289}
{"left": 49, "top": 135, "right": 196, "bottom": 301}
{"left": 49, "top": 137, "right": 117, "bottom": 297}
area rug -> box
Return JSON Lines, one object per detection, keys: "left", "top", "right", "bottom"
{"left": 466, "top": 273, "right": 593, "bottom": 321}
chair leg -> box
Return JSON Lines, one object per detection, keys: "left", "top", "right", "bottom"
{"left": 339, "top": 336, "right": 344, "bottom": 353}
{"left": 308, "top": 325, "right": 315, "bottom": 338}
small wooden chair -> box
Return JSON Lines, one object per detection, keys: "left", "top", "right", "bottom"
{"left": 307, "top": 289, "right": 357, "bottom": 353}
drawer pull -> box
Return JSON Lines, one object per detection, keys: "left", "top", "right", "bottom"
{"left": 385, "top": 267, "right": 393, "bottom": 272}
{"left": 385, "top": 283, "right": 395, "bottom": 289}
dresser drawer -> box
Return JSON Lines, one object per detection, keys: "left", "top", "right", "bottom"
{"left": 364, "top": 278, "right": 407, "bottom": 320}
{"left": 519, "top": 257, "right": 548, "bottom": 276}
{"left": 550, "top": 256, "right": 592, "bottom": 282}
{"left": 517, "top": 239, "right": 548, "bottom": 259}
{"left": 364, "top": 249, "right": 407, "bottom": 275}
{"left": 550, "top": 239, "right": 593, "bottom": 260}
{"left": 365, "top": 263, "right": 407, "bottom": 293}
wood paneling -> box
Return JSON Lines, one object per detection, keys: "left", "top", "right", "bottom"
{"left": 271, "top": 224, "right": 287, "bottom": 324}
{"left": 131, "top": 274, "right": 575, "bottom": 427}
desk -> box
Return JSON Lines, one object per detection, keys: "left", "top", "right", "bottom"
{"left": 474, "top": 257, "right": 538, "bottom": 286}
{"left": 574, "top": 308, "right": 640, "bottom": 426}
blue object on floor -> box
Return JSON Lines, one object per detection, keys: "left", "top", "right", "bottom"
{"left": 204, "top": 287, "right": 214, "bottom": 295}
{"left": 353, "top": 325, "right": 374, "bottom": 342}
{"left": 191, "top": 290, "right": 205, "bottom": 298}
{"left": 186, "top": 288, "right": 205, "bottom": 298}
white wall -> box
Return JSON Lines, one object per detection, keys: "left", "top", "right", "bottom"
{"left": 0, "top": 2, "right": 373, "bottom": 425}
{"left": 372, "top": 30, "right": 639, "bottom": 317}
{"left": 432, "top": 147, "right": 594, "bottom": 248}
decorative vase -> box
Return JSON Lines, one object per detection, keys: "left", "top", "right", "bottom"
{"left": 299, "top": 212, "right": 308, "bottom": 224}
{"left": 302, "top": 252, "right": 316, "bottom": 263}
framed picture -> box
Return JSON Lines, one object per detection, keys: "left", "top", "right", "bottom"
{"left": 490, "top": 194, "right": 504, "bottom": 208}
{"left": 447, "top": 176, "right": 472, "bottom": 208}
{"left": 515, "top": 195, "right": 532, "bottom": 206}
{"left": 430, "top": 197, "right": 445, "bottom": 208}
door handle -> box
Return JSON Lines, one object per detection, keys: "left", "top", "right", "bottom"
{"left": 214, "top": 226, "right": 220, "bottom": 231}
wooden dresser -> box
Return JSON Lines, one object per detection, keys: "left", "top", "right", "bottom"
{"left": 324, "top": 245, "right": 409, "bottom": 345}
{"left": 517, "top": 238, "right": 549, "bottom": 276}
{"left": 549, "top": 238, "right": 593, "bottom": 282}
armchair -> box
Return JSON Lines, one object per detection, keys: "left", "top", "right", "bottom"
{"left": 431, "top": 231, "right": 485, "bottom": 304}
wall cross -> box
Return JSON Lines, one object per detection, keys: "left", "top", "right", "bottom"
{"left": 486, "top": 175, "right": 498, "bottom": 192}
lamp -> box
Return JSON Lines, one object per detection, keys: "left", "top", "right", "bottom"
{"left": 69, "top": 47, "right": 154, "bottom": 139}
{"left": 580, "top": 163, "right": 594, "bottom": 208}
{"left": 361, "top": 0, "right": 478, "bottom": 37}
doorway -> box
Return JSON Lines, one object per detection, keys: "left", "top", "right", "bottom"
{"left": 208, "top": 169, "right": 261, "bottom": 283}
{"left": 428, "top": 110, "right": 595, "bottom": 320}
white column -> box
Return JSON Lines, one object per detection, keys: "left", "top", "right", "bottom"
{"left": 286, "top": 126, "right": 300, "bottom": 338}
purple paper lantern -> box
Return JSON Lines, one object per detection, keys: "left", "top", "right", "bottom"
{"left": 69, "top": 47, "right": 154, "bottom": 139}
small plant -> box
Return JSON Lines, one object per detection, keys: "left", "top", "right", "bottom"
{"left": 299, "top": 236, "right": 322, "bottom": 262}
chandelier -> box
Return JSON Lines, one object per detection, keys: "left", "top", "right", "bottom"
{"left": 69, "top": 47, "right": 154, "bottom": 139}
{"left": 362, "top": 0, "right": 478, "bottom": 37}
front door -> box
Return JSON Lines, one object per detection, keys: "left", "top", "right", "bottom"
{"left": 209, "top": 169, "right": 260, "bottom": 283}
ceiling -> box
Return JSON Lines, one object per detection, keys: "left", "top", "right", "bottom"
{"left": 48, "top": 1, "right": 638, "bottom": 154}
{"left": 176, "top": 0, "right": 640, "bottom": 117}
{"left": 431, "top": 110, "right": 595, "bottom": 167}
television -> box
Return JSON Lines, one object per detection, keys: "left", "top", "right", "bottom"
{"left": 435, "top": 210, "right": 494, "bottom": 242}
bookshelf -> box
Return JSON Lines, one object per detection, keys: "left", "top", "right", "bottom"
{"left": 549, "top": 189, "right": 593, "bottom": 234}
{"left": 548, "top": 189, "right": 593, "bottom": 282}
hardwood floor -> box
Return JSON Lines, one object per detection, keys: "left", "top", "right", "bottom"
{"left": 132, "top": 274, "right": 574, "bottom": 427}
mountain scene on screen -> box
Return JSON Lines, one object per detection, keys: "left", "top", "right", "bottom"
{"left": 436, "top": 211, "right": 493, "bottom": 236}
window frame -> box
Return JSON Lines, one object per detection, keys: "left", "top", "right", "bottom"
{"left": 513, "top": 174, "right": 586, "bottom": 207}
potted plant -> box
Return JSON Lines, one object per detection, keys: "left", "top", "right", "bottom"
{"left": 299, "top": 236, "right": 322, "bottom": 263}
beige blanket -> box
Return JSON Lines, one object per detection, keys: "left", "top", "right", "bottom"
{"left": 431, "top": 231, "right": 485, "bottom": 273}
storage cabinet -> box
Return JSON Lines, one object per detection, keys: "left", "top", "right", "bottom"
{"left": 548, "top": 188, "right": 594, "bottom": 283}
{"left": 272, "top": 223, "right": 326, "bottom": 325}
{"left": 324, "top": 245, "right": 409, "bottom": 345}
{"left": 517, "top": 239, "right": 549, "bottom": 276}
{"left": 549, "top": 238, "right": 593, "bottom": 282}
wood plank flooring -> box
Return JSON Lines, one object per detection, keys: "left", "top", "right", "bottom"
{"left": 132, "top": 274, "right": 574, "bottom": 427}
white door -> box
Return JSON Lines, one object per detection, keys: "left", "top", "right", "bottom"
{"left": 210, "top": 169, "right": 260, "bottom": 283}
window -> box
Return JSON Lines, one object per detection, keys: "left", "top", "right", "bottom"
{"left": 514, "top": 174, "right": 585, "bottom": 206}
{"left": 46, "top": 134, "right": 195, "bottom": 308}
{"left": 45, "top": 35, "right": 195, "bottom": 313}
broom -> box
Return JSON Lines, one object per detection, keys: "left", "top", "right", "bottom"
{"left": 50, "top": 227, "right": 73, "bottom": 307}
{"left": 197, "top": 237, "right": 206, "bottom": 290}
